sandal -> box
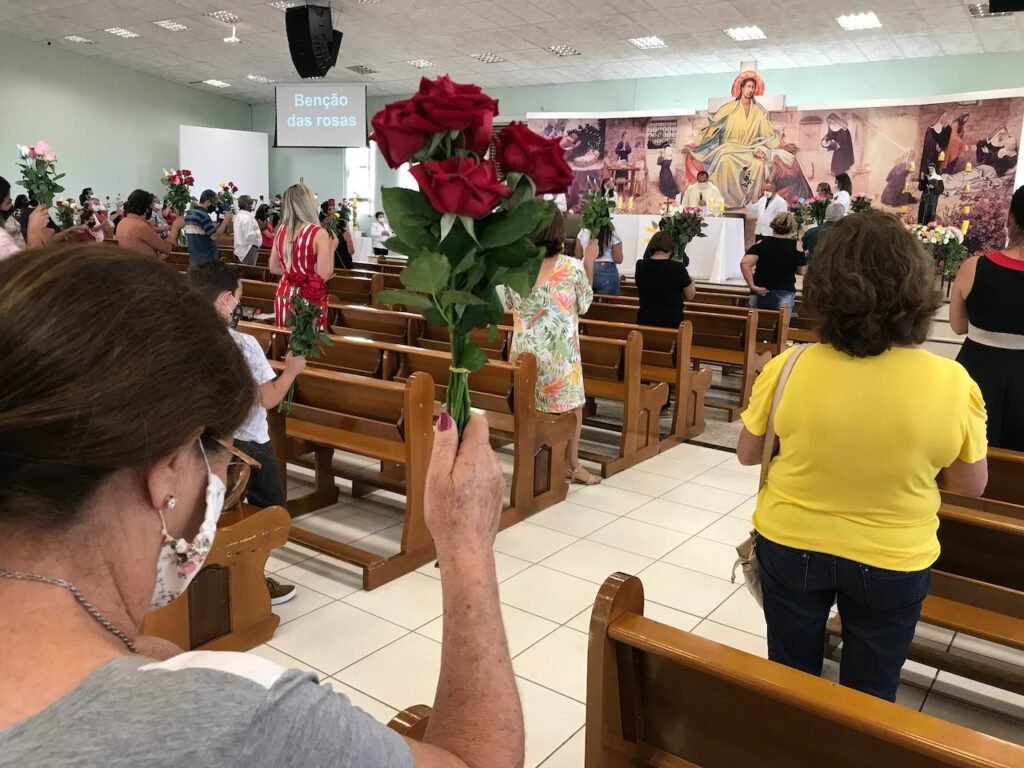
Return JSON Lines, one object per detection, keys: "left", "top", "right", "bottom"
{"left": 567, "top": 464, "right": 601, "bottom": 485}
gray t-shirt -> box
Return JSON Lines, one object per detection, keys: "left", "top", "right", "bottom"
{"left": 0, "top": 651, "right": 414, "bottom": 767}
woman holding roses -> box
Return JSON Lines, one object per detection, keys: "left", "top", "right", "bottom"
{"left": 269, "top": 183, "right": 336, "bottom": 330}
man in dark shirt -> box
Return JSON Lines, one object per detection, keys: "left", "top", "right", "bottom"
{"left": 184, "top": 189, "right": 232, "bottom": 265}
{"left": 801, "top": 202, "right": 845, "bottom": 260}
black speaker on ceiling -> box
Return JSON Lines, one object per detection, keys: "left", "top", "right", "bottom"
{"left": 285, "top": 4, "right": 343, "bottom": 79}
{"left": 989, "top": 1, "right": 1024, "bottom": 12}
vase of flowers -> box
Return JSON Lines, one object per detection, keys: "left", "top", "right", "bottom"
{"left": 788, "top": 196, "right": 810, "bottom": 230}
{"left": 370, "top": 75, "right": 572, "bottom": 435}
{"left": 806, "top": 197, "right": 830, "bottom": 225}
{"left": 218, "top": 181, "right": 238, "bottom": 211}
{"left": 851, "top": 195, "right": 873, "bottom": 213}
{"left": 53, "top": 198, "right": 76, "bottom": 229}
{"left": 161, "top": 168, "right": 194, "bottom": 245}
{"left": 908, "top": 222, "right": 968, "bottom": 278}
{"left": 658, "top": 207, "right": 707, "bottom": 261}
{"left": 17, "top": 141, "right": 65, "bottom": 206}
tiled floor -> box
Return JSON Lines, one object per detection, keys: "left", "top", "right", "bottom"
{"left": 253, "top": 439, "right": 1023, "bottom": 767}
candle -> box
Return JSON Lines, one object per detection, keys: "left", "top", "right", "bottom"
{"left": 628, "top": 196, "right": 635, "bottom": 211}
{"left": 965, "top": 162, "right": 973, "bottom": 173}
{"left": 909, "top": 161, "right": 916, "bottom": 173}
{"left": 963, "top": 205, "right": 971, "bottom": 215}
{"left": 938, "top": 151, "right": 946, "bottom": 163}
{"left": 961, "top": 220, "right": 970, "bottom": 235}
{"left": 900, "top": 205, "right": 909, "bottom": 214}
{"left": 964, "top": 183, "right": 972, "bottom": 194}
{"left": 904, "top": 183, "right": 911, "bottom": 194}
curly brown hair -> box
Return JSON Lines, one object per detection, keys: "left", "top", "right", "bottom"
{"left": 804, "top": 210, "right": 940, "bottom": 358}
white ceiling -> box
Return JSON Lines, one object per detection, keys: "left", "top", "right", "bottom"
{"left": 2, "top": 0, "right": 1023, "bottom": 105}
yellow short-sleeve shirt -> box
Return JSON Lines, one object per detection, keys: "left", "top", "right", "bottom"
{"left": 741, "top": 344, "right": 988, "bottom": 571}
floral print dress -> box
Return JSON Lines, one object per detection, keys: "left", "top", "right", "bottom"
{"left": 508, "top": 254, "right": 594, "bottom": 413}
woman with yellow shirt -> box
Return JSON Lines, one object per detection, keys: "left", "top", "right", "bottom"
{"left": 737, "top": 211, "right": 988, "bottom": 702}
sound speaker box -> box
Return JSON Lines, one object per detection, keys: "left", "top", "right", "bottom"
{"left": 285, "top": 5, "right": 343, "bottom": 79}
{"left": 989, "top": 1, "right": 1024, "bottom": 12}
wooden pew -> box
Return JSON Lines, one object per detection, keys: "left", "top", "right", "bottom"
{"left": 943, "top": 447, "right": 1024, "bottom": 520}
{"left": 266, "top": 362, "right": 437, "bottom": 590}
{"left": 410, "top": 321, "right": 510, "bottom": 360}
{"left": 589, "top": 572, "right": 1024, "bottom": 767}
{"left": 578, "top": 317, "right": 711, "bottom": 446}
{"left": 329, "top": 304, "right": 421, "bottom": 345}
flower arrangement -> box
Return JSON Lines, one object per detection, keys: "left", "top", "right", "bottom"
{"left": 788, "top": 196, "right": 810, "bottom": 230}
{"left": 580, "top": 191, "right": 615, "bottom": 236}
{"left": 54, "top": 198, "right": 77, "bottom": 229}
{"left": 908, "top": 222, "right": 968, "bottom": 278}
{"left": 218, "top": 181, "right": 239, "bottom": 211}
{"left": 851, "top": 195, "right": 873, "bottom": 213}
{"left": 321, "top": 198, "right": 345, "bottom": 238}
{"left": 370, "top": 74, "right": 571, "bottom": 435}
{"left": 161, "top": 168, "right": 195, "bottom": 215}
{"left": 17, "top": 141, "right": 65, "bottom": 206}
{"left": 658, "top": 207, "right": 707, "bottom": 260}
{"left": 806, "top": 197, "right": 830, "bottom": 226}
{"left": 279, "top": 296, "right": 333, "bottom": 414}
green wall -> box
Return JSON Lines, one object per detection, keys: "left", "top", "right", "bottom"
{"left": 251, "top": 103, "right": 346, "bottom": 200}
{"left": 0, "top": 34, "right": 252, "bottom": 203}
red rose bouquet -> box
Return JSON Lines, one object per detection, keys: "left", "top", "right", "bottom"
{"left": 161, "top": 168, "right": 195, "bottom": 215}
{"left": 371, "top": 75, "right": 573, "bottom": 435}
{"left": 218, "top": 180, "right": 239, "bottom": 210}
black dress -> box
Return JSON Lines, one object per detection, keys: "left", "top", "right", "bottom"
{"left": 917, "top": 176, "right": 944, "bottom": 225}
{"left": 956, "top": 252, "right": 1024, "bottom": 450}
{"left": 635, "top": 258, "right": 692, "bottom": 328}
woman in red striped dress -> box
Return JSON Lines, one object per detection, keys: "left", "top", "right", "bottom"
{"left": 269, "top": 183, "right": 337, "bottom": 329}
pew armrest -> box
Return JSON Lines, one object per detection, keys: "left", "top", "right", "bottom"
{"left": 388, "top": 704, "right": 432, "bottom": 741}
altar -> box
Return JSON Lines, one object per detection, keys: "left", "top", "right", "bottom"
{"left": 610, "top": 214, "right": 746, "bottom": 282}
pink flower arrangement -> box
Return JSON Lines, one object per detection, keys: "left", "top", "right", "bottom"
{"left": 16, "top": 141, "right": 65, "bottom": 206}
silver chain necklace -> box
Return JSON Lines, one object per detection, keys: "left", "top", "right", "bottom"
{"left": 0, "top": 570, "right": 138, "bottom": 654}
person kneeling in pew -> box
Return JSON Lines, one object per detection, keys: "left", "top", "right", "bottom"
{"left": 189, "top": 260, "right": 306, "bottom": 605}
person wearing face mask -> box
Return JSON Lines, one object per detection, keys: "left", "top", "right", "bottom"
{"left": 681, "top": 170, "right": 723, "bottom": 209}
{"left": 1, "top": 244, "right": 527, "bottom": 768}
{"left": 188, "top": 260, "right": 304, "bottom": 604}
{"left": 184, "top": 189, "right": 233, "bottom": 265}
{"left": 232, "top": 195, "right": 262, "bottom": 266}
{"left": 370, "top": 210, "right": 390, "bottom": 257}
{"left": 115, "top": 189, "right": 183, "bottom": 259}
{"left": 748, "top": 180, "right": 789, "bottom": 241}
{"left": 149, "top": 197, "right": 169, "bottom": 234}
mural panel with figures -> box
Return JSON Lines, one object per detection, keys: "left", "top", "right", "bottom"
{"left": 527, "top": 71, "right": 1023, "bottom": 256}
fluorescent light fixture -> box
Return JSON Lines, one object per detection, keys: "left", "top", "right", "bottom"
{"left": 628, "top": 36, "right": 667, "bottom": 50}
{"left": 967, "top": 3, "right": 1014, "bottom": 17}
{"left": 247, "top": 74, "right": 273, "bottom": 84}
{"left": 836, "top": 12, "right": 882, "bottom": 31}
{"left": 207, "top": 10, "right": 244, "bottom": 24}
{"left": 62, "top": 35, "right": 95, "bottom": 44}
{"left": 354, "top": 0, "right": 383, "bottom": 4}
{"left": 545, "top": 44, "right": 580, "bottom": 57}
{"left": 725, "top": 25, "right": 766, "bottom": 41}
{"left": 266, "top": 1, "right": 296, "bottom": 9}
{"left": 348, "top": 64, "right": 379, "bottom": 74}
{"left": 203, "top": 79, "right": 231, "bottom": 87}
{"left": 153, "top": 20, "right": 189, "bottom": 32}
{"left": 406, "top": 59, "right": 435, "bottom": 69}
{"left": 470, "top": 52, "right": 506, "bottom": 63}
{"left": 105, "top": 27, "right": 140, "bottom": 38}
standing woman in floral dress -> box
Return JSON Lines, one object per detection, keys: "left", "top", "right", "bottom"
{"left": 269, "top": 183, "right": 337, "bottom": 330}
{"left": 508, "top": 210, "right": 600, "bottom": 485}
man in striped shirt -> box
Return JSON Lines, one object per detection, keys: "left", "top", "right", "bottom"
{"left": 184, "top": 189, "right": 233, "bottom": 265}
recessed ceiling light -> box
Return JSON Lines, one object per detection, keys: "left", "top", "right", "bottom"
{"left": 153, "top": 20, "right": 189, "bottom": 32}
{"left": 62, "top": 35, "right": 95, "bottom": 44}
{"left": 406, "top": 59, "right": 435, "bottom": 69}
{"left": 266, "top": 1, "right": 296, "bottom": 9}
{"left": 545, "top": 44, "right": 580, "bottom": 57}
{"left": 725, "top": 25, "right": 766, "bottom": 41}
{"left": 247, "top": 74, "right": 273, "bottom": 84}
{"left": 105, "top": 27, "right": 140, "bottom": 38}
{"left": 207, "top": 10, "right": 244, "bottom": 24}
{"left": 470, "top": 52, "right": 505, "bottom": 63}
{"left": 348, "top": 64, "right": 379, "bottom": 74}
{"left": 967, "top": 3, "right": 1014, "bottom": 17}
{"left": 203, "top": 79, "right": 231, "bottom": 88}
{"left": 627, "top": 36, "right": 667, "bottom": 50}
{"left": 836, "top": 12, "right": 882, "bottom": 31}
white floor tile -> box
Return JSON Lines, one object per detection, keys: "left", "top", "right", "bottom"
{"left": 713, "top": 454, "right": 761, "bottom": 477}
{"left": 662, "top": 536, "right": 738, "bottom": 580}
{"left": 637, "top": 561, "right": 739, "bottom": 617}
{"left": 418, "top": 603, "right": 560, "bottom": 658}
{"left": 518, "top": 677, "right": 586, "bottom": 768}
{"left": 541, "top": 539, "right": 654, "bottom": 585}
{"left": 349, "top": 523, "right": 405, "bottom": 557}
{"left": 661, "top": 443, "right": 733, "bottom": 466}
{"left": 690, "top": 466, "right": 760, "bottom": 496}
{"left": 325, "top": 678, "right": 399, "bottom": 724}
{"left": 727, "top": 495, "right": 759, "bottom": 520}
{"left": 566, "top": 607, "right": 592, "bottom": 634}
{"left": 275, "top": 554, "right": 363, "bottom": 600}
{"left": 625, "top": 454, "right": 710, "bottom": 481}
{"left": 494, "top": 522, "right": 578, "bottom": 562}
{"left": 272, "top": 583, "right": 335, "bottom": 625}
{"left": 602, "top": 467, "right": 685, "bottom": 496}
{"left": 538, "top": 727, "right": 584, "bottom": 768}
{"left": 586, "top": 517, "right": 690, "bottom": 559}
{"left": 514, "top": 626, "right": 589, "bottom": 703}
{"left": 527, "top": 500, "right": 619, "bottom": 537}
{"left": 922, "top": 693, "right": 1024, "bottom": 746}
{"left": 336, "top": 633, "right": 441, "bottom": 711}
{"left": 930, "top": 671, "right": 1024, "bottom": 721}
{"left": 627, "top": 498, "right": 722, "bottom": 535}
{"left": 349, "top": 489, "right": 408, "bottom": 519}
{"left": 567, "top": 484, "right": 651, "bottom": 515}
{"left": 660, "top": 482, "right": 750, "bottom": 514}
{"left": 416, "top": 551, "right": 533, "bottom": 584}
{"left": 247, "top": 644, "right": 322, "bottom": 679}
{"left": 268, "top": 602, "right": 408, "bottom": 676}
{"left": 343, "top": 572, "right": 444, "bottom": 630}
{"left": 692, "top": 620, "right": 769, "bottom": 658}
{"left": 501, "top": 566, "right": 600, "bottom": 623}
{"left": 706, "top": 587, "right": 766, "bottom": 637}
{"left": 292, "top": 503, "right": 398, "bottom": 543}
{"left": 265, "top": 541, "right": 321, "bottom": 573}
{"left": 693, "top": 515, "right": 756, "bottom": 546}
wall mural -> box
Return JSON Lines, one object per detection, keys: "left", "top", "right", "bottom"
{"left": 528, "top": 71, "right": 1024, "bottom": 257}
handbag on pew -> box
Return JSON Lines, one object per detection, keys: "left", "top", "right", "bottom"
{"left": 732, "top": 344, "right": 811, "bottom": 608}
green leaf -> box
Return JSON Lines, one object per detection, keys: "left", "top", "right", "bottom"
{"left": 479, "top": 199, "right": 554, "bottom": 249}
{"left": 452, "top": 248, "right": 477, "bottom": 275}
{"left": 487, "top": 323, "right": 499, "bottom": 343}
{"left": 458, "top": 342, "right": 489, "bottom": 373}
{"left": 374, "top": 289, "right": 433, "bottom": 309}
{"left": 507, "top": 175, "right": 537, "bottom": 210}
{"left": 437, "top": 219, "right": 477, "bottom": 265}
{"left": 458, "top": 216, "right": 479, "bottom": 244}
{"left": 383, "top": 235, "right": 418, "bottom": 256}
{"left": 440, "top": 289, "right": 487, "bottom": 306}
{"left": 422, "top": 307, "right": 446, "bottom": 325}
{"left": 401, "top": 251, "right": 450, "bottom": 295}
{"left": 503, "top": 265, "right": 534, "bottom": 298}
{"left": 486, "top": 236, "right": 536, "bottom": 268}
{"left": 461, "top": 258, "right": 488, "bottom": 292}
{"left": 382, "top": 187, "right": 442, "bottom": 225}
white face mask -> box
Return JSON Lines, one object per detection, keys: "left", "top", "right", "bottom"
{"left": 697, "top": 181, "right": 708, "bottom": 189}
{"left": 149, "top": 441, "right": 226, "bottom": 611}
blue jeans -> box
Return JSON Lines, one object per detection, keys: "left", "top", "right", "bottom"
{"left": 749, "top": 290, "right": 796, "bottom": 313}
{"left": 593, "top": 262, "right": 620, "bottom": 296}
{"left": 755, "top": 534, "right": 930, "bottom": 702}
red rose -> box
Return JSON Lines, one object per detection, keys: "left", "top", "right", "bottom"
{"left": 370, "top": 98, "right": 433, "bottom": 169}
{"left": 408, "top": 75, "right": 498, "bottom": 155}
{"left": 410, "top": 157, "right": 510, "bottom": 218}
{"left": 496, "top": 122, "right": 575, "bottom": 195}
